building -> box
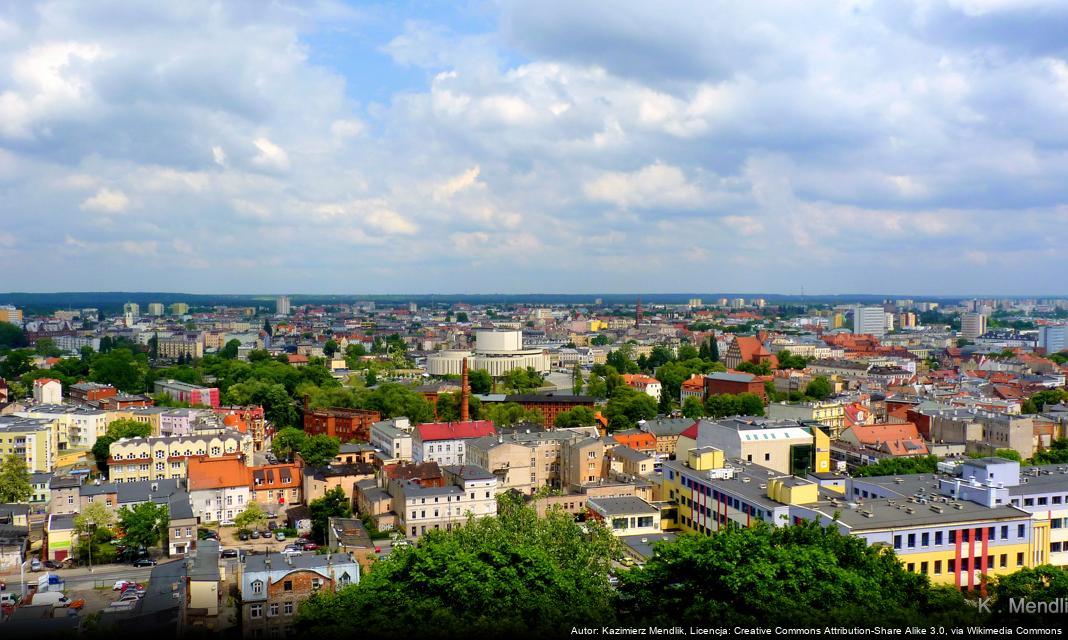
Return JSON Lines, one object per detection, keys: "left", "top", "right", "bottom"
{"left": 676, "top": 417, "right": 831, "bottom": 476}
{"left": 168, "top": 490, "right": 197, "bottom": 557}
{"left": 214, "top": 406, "right": 268, "bottom": 451}
{"left": 154, "top": 380, "right": 220, "bottom": 408}
{"left": 302, "top": 403, "right": 381, "bottom": 443}
{"left": 961, "top": 312, "right": 988, "bottom": 341}
{"left": 32, "top": 378, "right": 63, "bottom": 404}
{"left": 501, "top": 393, "right": 597, "bottom": 428}
{"left": 276, "top": 296, "right": 291, "bottom": 316}
{"left": 169, "top": 302, "right": 189, "bottom": 316}
{"left": 327, "top": 517, "right": 377, "bottom": 573}
{"left": 0, "top": 305, "right": 23, "bottom": 325}
{"left": 123, "top": 302, "right": 140, "bottom": 317}
{"left": 107, "top": 430, "right": 253, "bottom": 482}
{"left": 838, "top": 423, "right": 929, "bottom": 458}
{"left": 621, "top": 374, "right": 662, "bottom": 403}
{"left": 413, "top": 420, "right": 496, "bottom": 466}
{"left": 158, "top": 336, "right": 205, "bottom": 360}
{"left": 587, "top": 496, "right": 662, "bottom": 537}
{"left": 187, "top": 455, "right": 251, "bottom": 524}
{"left": 1039, "top": 325, "right": 1068, "bottom": 354}
{"left": 369, "top": 417, "right": 414, "bottom": 462}
{"left": 240, "top": 552, "right": 359, "bottom": 637}
{"left": 16, "top": 404, "right": 109, "bottom": 448}
{"left": 425, "top": 330, "right": 550, "bottom": 376}
{"left": 0, "top": 416, "right": 56, "bottom": 472}
{"left": 723, "top": 336, "right": 777, "bottom": 370}
{"left": 640, "top": 417, "right": 697, "bottom": 456}
{"left": 29, "top": 472, "right": 52, "bottom": 505}
{"left": 0, "top": 504, "right": 29, "bottom": 573}
{"left": 391, "top": 474, "right": 498, "bottom": 540}
{"left": 147, "top": 303, "right": 165, "bottom": 316}
{"left": 69, "top": 381, "right": 118, "bottom": 404}
{"left": 250, "top": 462, "right": 302, "bottom": 512}
{"left": 854, "top": 306, "right": 886, "bottom": 339}
{"left": 704, "top": 371, "right": 767, "bottom": 402}
{"left": 766, "top": 401, "right": 847, "bottom": 439}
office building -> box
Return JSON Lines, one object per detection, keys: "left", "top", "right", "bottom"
{"left": 853, "top": 306, "right": 886, "bottom": 338}
{"left": 276, "top": 296, "right": 291, "bottom": 316}
{"left": 961, "top": 312, "right": 988, "bottom": 341}
{"left": 1039, "top": 325, "right": 1068, "bottom": 354}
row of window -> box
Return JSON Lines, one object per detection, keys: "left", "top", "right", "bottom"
{"left": 1015, "top": 495, "right": 1066, "bottom": 508}
{"left": 249, "top": 601, "right": 295, "bottom": 618}
{"left": 892, "top": 525, "right": 1026, "bottom": 550}
{"left": 904, "top": 553, "right": 1024, "bottom": 575}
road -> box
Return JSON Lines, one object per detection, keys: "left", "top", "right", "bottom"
{"left": 44, "top": 563, "right": 160, "bottom": 592}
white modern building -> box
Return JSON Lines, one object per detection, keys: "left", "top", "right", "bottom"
{"left": 961, "top": 312, "right": 988, "bottom": 341}
{"left": 853, "top": 306, "right": 886, "bottom": 338}
{"left": 276, "top": 295, "right": 291, "bottom": 316}
{"left": 1039, "top": 325, "right": 1068, "bottom": 354}
{"left": 370, "top": 417, "right": 413, "bottom": 462}
{"left": 425, "top": 330, "right": 551, "bottom": 376}
{"left": 32, "top": 379, "right": 62, "bottom": 405}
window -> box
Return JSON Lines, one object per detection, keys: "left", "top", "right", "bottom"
{"left": 1018, "top": 524, "right": 1026, "bottom": 538}
{"left": 948, "top": 559, "right": 956, "bottom": 573}
{"left": 1017, "top": 553, "right": 1024, "bottom": 567}
{"left": 155, "top": 450, "right": 165, "bottom": 459}
{"left": 1024, "top": 498, "right": 1034, "bottom": 506}
{"left": 948, "top": 530, "right": 956, "bottom": 544}
{"left": 1000, "top": 554, "right": 1007, "bottom": 568}
{"left": 907, "top": 533, "right": 916, "bottom": 548}
{"left": 907, "top": 563, "right": 914, "bottom": 572}
{"left": 934, "top": 560, "right": 942, "bottom": 575}
{"left": 1001, "top": 525, "right": 1008, "bottom": 539}
{"left": 269, "top": 603, "right": 279, "bottom": 617}
{"left": 283, "top": 602, "right": 293, "bottom": 615}
{"left": 1039, "top": 497, "right": 1048, "bottom": 506}
{"left": 250, "top": 604, "right": 263, "bottom": 619}
{"left": 920, "top": 562, "right": 928, "bottom": 574}
{"left": 764, "top": 453, "right": 771, "bottom": 461}
{"left": 893, "top": 535, "right": 901, "bottom": 549}
{"left": 251, "top": 580, "right": 263, "bottom": 595}
{"left": 283, "top": 581, "right": 292, "bottom": 592}
{"left": 935, "top": 531, "right": 943, "bottom": 545}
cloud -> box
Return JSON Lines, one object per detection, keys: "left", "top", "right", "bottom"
{"left": 80, "top": 187, "right": 129, "bottom": 213}
{"left": 584, "top": 162, "right": 705, "bottom": 209}
{"left": 434, "top": 166, "right": 483, "bottom": 202}
{"left": 250, "top": 137, "right": 289, "bottom": 171}
{"left": 365, "top": 208, "right": 418, "bottom": 235}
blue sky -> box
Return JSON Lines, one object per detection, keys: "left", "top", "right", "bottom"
{"left": 1, "top": 0, "right": 1067, "bottom": 295}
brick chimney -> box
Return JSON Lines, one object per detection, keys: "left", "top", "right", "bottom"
{"left": 460, "top": 357, "right": 470, "bottom": 423}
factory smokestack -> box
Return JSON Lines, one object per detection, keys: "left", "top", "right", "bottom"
{"left": 460, "top": 357, "right": 470, "bottom": 422}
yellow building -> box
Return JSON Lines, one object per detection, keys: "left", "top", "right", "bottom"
{"left": 766, "top": 401, "right": 847, "bottom": 439}
{"left": 158, "top": 336, "right": 205, "bottom": 360}
{"left": 169, "top": 302, "right": 190, "bottom": 315}
{"left": 0, "top": 416, "right": 58, "bottom": 472}
{"left": 108, "top": 431, "right": 253, "bottom": 482}
{"left": 0, "top": 305, "right": 23, "bottom": 324}
{"left": 675, "top": 417, "right": 830, "bottom": 476}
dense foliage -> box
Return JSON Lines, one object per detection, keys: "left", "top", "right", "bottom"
{"left": 308, "top": 486, "right": 351, "bottom": 543}
{"left": 851, "top": 455, "right": 940, "bottom": 477}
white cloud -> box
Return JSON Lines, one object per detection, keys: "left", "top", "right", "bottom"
{"left": 212, "top": 146, "right": 227, "bottom": 166}
{"left": 434, "top": 166, "right": 482, "bottom": 202}
{"left": 80, "top": 188, "right": 129, "bottom": 213}
{"left": 251, "top": 137, "right": 289, "bottom": 171}
{"left": 584, "top": 162, "right": 705, "bottom": 209}
{"left": 330, "top": 119, "right": 365, "bottom": 138}
{"left": 365, "top": 208, "right": 418, "bottom": 235}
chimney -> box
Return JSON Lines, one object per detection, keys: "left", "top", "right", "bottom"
{"left": 460, "top": 358, "right": 470, "bottom": 423}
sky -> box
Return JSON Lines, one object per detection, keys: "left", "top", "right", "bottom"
{"left": 2, "top": 0, "right": 1068, "bottom": 296}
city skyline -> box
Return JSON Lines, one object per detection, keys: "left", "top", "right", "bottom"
{"left": 3, "top": 1, "right": 1068, "bottom": 294}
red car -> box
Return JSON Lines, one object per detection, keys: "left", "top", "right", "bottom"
{"left": 301, "top": 542, "right": 319, "bottom": 551}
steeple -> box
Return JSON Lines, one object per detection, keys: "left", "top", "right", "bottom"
{"left": 635, "top": 295, "right": 643, "bottom": 327}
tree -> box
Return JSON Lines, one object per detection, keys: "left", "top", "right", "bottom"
{"left": 676, "top": 344, "right": 700, "bottom": 361}
{"left": 468, "top": 369, "right": 492, "bottom": 394}
{"left": 681, "top": 396, "right": 706, "bottom": 420}
{"left": 308, "top": 486, "right": 351, "bottom": 543}
{"left": 263, "top": 318, "right": 273, "bottom": 337}
{"left": 851, "top": 455, "right": 940, "bottom": 477}
{"left": 553, "top": 406, "right": 597, "bottom": 429}
{"left": 90, "top": 348, "right": 149, "bottom": 393}
{"left": 235, "top": 502, "right": 268, "bottom": 530}
{"left": 709, "top": 337, "right": 720, "bottom": 362}
{"left": 500, "top": 367, "right": 544, "bottom": 393}
{"left": 0, "top": 321, "right": 28, "bottom": 349}
{"left": 989, "top": 565, "right": 1068, "bottom": 622}
{"left": 604, "top": 387, "right": 658, "bottom": 431}
{"left": 1033, "top": 439, "right": 1068, "bottom": 465}
{"left": 323, "top": 339, "right": 339, "bottom": 357}
{"left": 776, "top": 349, "right": 809, "bottom": 370}
{"left": 34, "top": 338, "right": 62, "bottom": 358}
{"left": 0, "top": 453, "right": 31, "bottom": 502}
{"left": 738, "top": 392, "right": 765, "bottom": 416}
{"left": 804, "top": 376, "right": 833, "bottom": 401}
{"left": 736, "top": 360, "right": 772, "bottom": 376}
{"left": 618, "top": 520, "right": 970, "bottom": 627}
{"left": 455, "top": 311, "right": 469, "bottom": 323}
{"left": 74, "top": 501, "right": 116, "bottom": 537}
{"left": 1021, "top": 389, "right": 1068, "bottom": 414}
{"left": 301, "top": 434, "right": 341, "bottom": 467}
{"left": 272, "top": 427, "right": 308, "bottom": 462}
{"left": 606, "top": 346, "right": 639, "bottom": 374}
{"left": 220, "top": 339, "right": 241, "bottom": 359}
{"left": 993, "top": 448, "right": 1022, "bottom": 462}
{"left": 590, "top": 334, "right": 612, "bottom": 346}
{"left": 74, "top": 501, "right": 117, "bottom": 566}
{"left": 572, "top": 364, "right": 584, "bottom": 395}
{"left": 435, "top": 391, "right": 481, "bottom": 423}
{"left": 118, "top": 502, "right": 169, "bottom": 551}
{"left": 705, "top": 394, "right": 742, "bottom": 418}
{"left": 227, "top": 380, "right": 299, "bottom": 428}
{"left": 295, "top": 494, "right": 618, "bottom": 638}
{"left": 480, "top": 402, "right": 544, "bottom": 427}
{"left": 91, "top": 419, "right": 152, "bottom": 476}
{"left": 0, "top": 349, "right": 34, "bottom": 380}
{"left": 365, "top": 369, "right": 378, "bottom": 387}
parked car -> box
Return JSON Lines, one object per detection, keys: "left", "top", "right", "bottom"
{"left": 113, "top": 580, "right": 136, "bottom": 591}
{"left": 260, "top": 529, "right": 271, "bottom": 538}
{"left": 118, "top": 592, "right": 142, "bottom": 602}
{"left": 221, "top": 549, "right": 239, "bottom": 559}
{"left": 0, "top": 592, "right": 19, "bottom": 606}
{"left": 132, "top": 558, "right": 157, "bottom": 567}
{"left": 301, "top": 542, "right": 319, "bottom": 551}
{"left": 281, "top": 546, "right": 302, "bottom": 557}
{"left": 274, "top": 531, "right": 286, "bottom": 541}
{"left": 250, "top": 530, "right": 261, "bottom": 539}
{"left": 43, "top": 560, "right": 62, "bottom": 570}
{"left": 239, "top": 531, "right": 250, "bottom": 541}
{"left": 30, "top": 558, "right": 42, "bottom": 572}
{"left": 120, "top": 583, "right": 144, "bottom": 594}
{"left": 268, "top": 521, "right": 278, "bottom": 531}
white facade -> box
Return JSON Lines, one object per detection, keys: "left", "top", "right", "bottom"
{"left": 1039, "top": 325, "right": 1068, "bottom": 354}
{"left": 961, "top": 312, "right": 988, "bottom": 340}
{"left": 425, "top": 331, "right": 551, "bottom": 377}
{"left": 370, "top": 418, "right": 413, "bottom": 461}
{"left": 191, "top": 485, "right": 251, "bottom": 523}
{"left": 33, "top": 380, "right": 62, "bottom": 405}
{"left": 414, "top": 437, "right": 470, "bottom": 467}
{"left": 853, "top": 306, "right": 886, "bottom": 338}
{"left": 276, "top": 296, "right": 291, "bottom": 316}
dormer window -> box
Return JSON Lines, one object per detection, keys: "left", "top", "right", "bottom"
{"left": 251, "top": 580, "right": 264, "bottom": 595}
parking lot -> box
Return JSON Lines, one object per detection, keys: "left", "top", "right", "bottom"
{"left": 211, "top": 524, "right": 304, "bottom": 554}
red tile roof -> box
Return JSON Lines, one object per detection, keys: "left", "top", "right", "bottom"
{"left": 415, "top": 420, "right": 496, "bottom": 441}
{"left": 187, "top": 455, "right": 248, "bottom": 491}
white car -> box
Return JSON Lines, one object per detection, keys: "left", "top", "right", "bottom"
{"left": 281, "top": 547, "right": 303, "bottom": 557}
{"left": 113, "top": 580, "right": 136, "bottom": 591}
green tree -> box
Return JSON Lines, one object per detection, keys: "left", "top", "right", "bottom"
{"left": 572, "top": 364, "right": 584, "bottom": 395}
{"left": 1033, "top": 439, "right": 1068, "bottom": 465}
{"left": 0, "top": 321, "right": 28, "bottom": 349}
{"left": 74, "top": 501, "right": 116, "bottom": 539}
{"left": 435, "top": 391, "right": 481, "bottom": 422}
{"left": 0, "top": 349, "right": 34, "bottom": 380}
{"left": 804, "top": 376, "right": 833, "bottom": 401}
{"left": 709, "top": 337, "right": 720, "bottom": 362}
{"left": 301, "top": 434, "right": 342, "bottom": 467}
{"left": 90, "top": 348, "right": 149, "bottom": 392}
{"left": 738, "top": 392, "right": 765, "bottom": 416}
{"left": 851, "top": 455, "right": 940, "bottom": 477}
{"left": 1022, "top": 389, "right": 1068, "bottom": 414}
{"left": 606, "top": 345, "right": 640, "bottom": 374}
{"left": 553, "top": 406, "right": 597, "bottom": 429}
{"left": 308, "top": 486, "right": 352, "bottom": 543}
{"left": 993, "top": 448, "right": 1022, "bottom": 462}
{"left": 226, "top": 380, "right": 299, "bottom": 428}
{"left": 705, "top": 393, "right": 742, "bottom": 418}
{"left": 590, "top": 334, "right": 612, "bottom": 346}
{"left": 219, "top": 339, "right": 241, "bottom": 359}
{"left": 604, "top": 387, "right": 658, "bottom": 431}
{"left": 272, "top": 427, "right": 308, "bottom": 462}
{"left": 234, "top": 502, "right": 268, "bottom": 530}
{"left": 776, "top": 349, "right": 809, "bottom": 370}
{"left": 480, "top": 402, "right": 544, "bottom": 427}
{"left": 681, "top": 396, "right": 706, "bottom": 420}
{"left": 468, "top": 368, "right": 492, "bottom": 394}
{"left": 34, "top": 338, "right": 62, "bottom": 357}
{"left": 989, "top": 565, "right": 1068, "bottom": 623}
{"left": 295, "top": 494, "right": 618, "bottom": 638}
{"left": 500, "top": 367, "right": 544, "bottom": 393}
{"left": 0, "top": 452, "right": 31, "bottom": 502}
{"left": 323, "top": 339, "right": 339, "bottom": 357}
{"left": 619, "top": 521, "right": 970, "bottom": 627}
{"left": 118, "top": 502, "right": 169, "bottom": 551}
{"left": 365, "top": 369, "right": 378, "bottom": 387}
{"left": 736, "top": 360, "right": 772, "bottom": 376}
{"left": 455, "top": 311, "right": 469, "bottom": 323}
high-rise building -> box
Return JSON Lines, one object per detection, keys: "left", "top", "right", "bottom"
{"left": 0, "top": 305, "right": 22, "bottom": 325}
{"left": 961, "top": 312, "right": 988, "bottom": 340}
{"left": 688, "top": 298, "right": 703, "bottom": 309}
{"left": 169, "top": 302, "right": 190, "bottom": 315}
{"left": 276, "top": 296, "right": 291, "bottom": 316}
{"left": 123, "top": 302, "right": 140, "bottom": 317}
{"left": 1038, "top": 325, "right": 1068, "bottom": 354}
{"left": 853, "top": 306, "right": 886, "bottom": 338}
{"left": 147, "top": 302, "right": 164, "bottom": 316}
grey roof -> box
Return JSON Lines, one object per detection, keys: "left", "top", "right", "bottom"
{"left": 1007, "top": 465, "right": 1068, "bottom": 495}
{"left": 619, "top": 532, "right": 677, "bottom": 560}
{"left": 48, "top": 514, "right": 76, "bottom": 531}
{"left": 441, "top": 464, "right": 496, "bottom": 480}
{"left": 0, "top": 503, "right": 30, "bottom": 519}
{"left": 168, "top": 491, "right": 195, "bottom": 520}
{"left": 706, "top": 372, "right": 756, "bottom": 383}
{"left": 243, "top": 552, "right": 354, "bottom": 574}
{"left": 401, "top": 481, "right": 463, "bottom": 499}
{"left": 640, "top": 417, "right": 695, "bottom": 437}
{"left": 609, "top": 446, "right": 652, "bottom": 463}
{"left": 49, "top": 475, "right": 82, "bottom": 489}
{"left": 30, "top": 472, "right": 53, "bottom": 485}
{"left": 189, "top": 540, "right": 221, "bottom": 581}
{"left": 588, "top": 496, "right": 658, "bottom": 516}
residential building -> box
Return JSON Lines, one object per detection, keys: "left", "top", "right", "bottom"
{"left": 767, "top": 401, "right": 847, "bottom": 439}
{"left": 169, "top": 302, "right": 190, "bottom": 316}
{"left": 240, "top": 552, "right": 359, "bottom": 637}
{"left": 123, "top": 302, "right": 140, "bottom": 317}
{"left": 158, "top": 336, "right": 205, "bottom": 360}
{"left": 838, "top": 423, "right": 929, "bottom": 458}
{"left": 607, "top": 445, "right": 655, "bottom": 478}
{"left": 68, "top": 381, "right": 118, "bottom": 404}
{"left": 187, "top": 539, "right": 222, "bottom": 624}
{"left": 32, "top": 378, "right": 62, "bottom": 404}
{"left": 1039, "top": 325, "right": 1068, "bottom": 354}
{"left": 154, "top": 380, "right": 220, "bottom": 408}
{"left": 501, "top": 393, "right": 596, "bottom": 427}
{"left": 961, "top": 312, "right": 988, "bottom": 341}
{"left": 854, "top": 306, "right": 886, "bottom": 339}
{"left": 587, "top": 496, "right": 662, "bottom": 537}
{"left": 250, "top": 462, "right": 302, "bottom": 512}
{"left": 621, "top": 374, "right": 662, "bottom": 403}
{"left": 107, "top": 430, "right": 253, "bottom": 482}
{"left": 168, "top": 490, "right": 197, "bottom": 557}
{"left": 187, "top": 454, "right": 251, "bottom": 524}
{"left": 0, "top": 305, "right": 23, "bottom": 325}
{"left": 16, "top": 404, "right": 109, "bottom": 448}
{"left": 560, "top": 435, "right": 608, "bottom": 488}
{"left": 413, "top": 420, "right": 496, "bottom": 466}
{"left": 392, "top": 473, "right": 498, "bottom": 539}
{"left": 48, "top": 475, "right": 82, "bottom": 515}
{"left": 327, "top": 517, "right": 377, "bottom": 572}
{"left": 147, "top": 303, "right": 165, "bottom": 316}
{"left": 302, "top": 404, "right": 380, "bottom": 442}
{"left": 0, "top": 504, "right": 29, "bottom": 573}
{"left": 704, "top": 371, "right": 768, "bottom": 402}
{"left": 640, "top": 417, "right": 697, "bottom": 456}
{"left": 0, "top": 416, "right": 57, "bottom": 472}
{"left": 29, "top": 472, "right": 52, "bottom": 505}
{"left": 214, "top": 405, "right": 268, "bottom": 451}
{"left": 369, "top": 417, "right": 414, "bottom": 462}
{"left": 302, "top": 462, "right": 375, "bottom": 504}
{"left": 276, "top": 295, "right": 291, "bottom": 316}
{"left": 675, "top": 417, "right": 831, "bottom": 476}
